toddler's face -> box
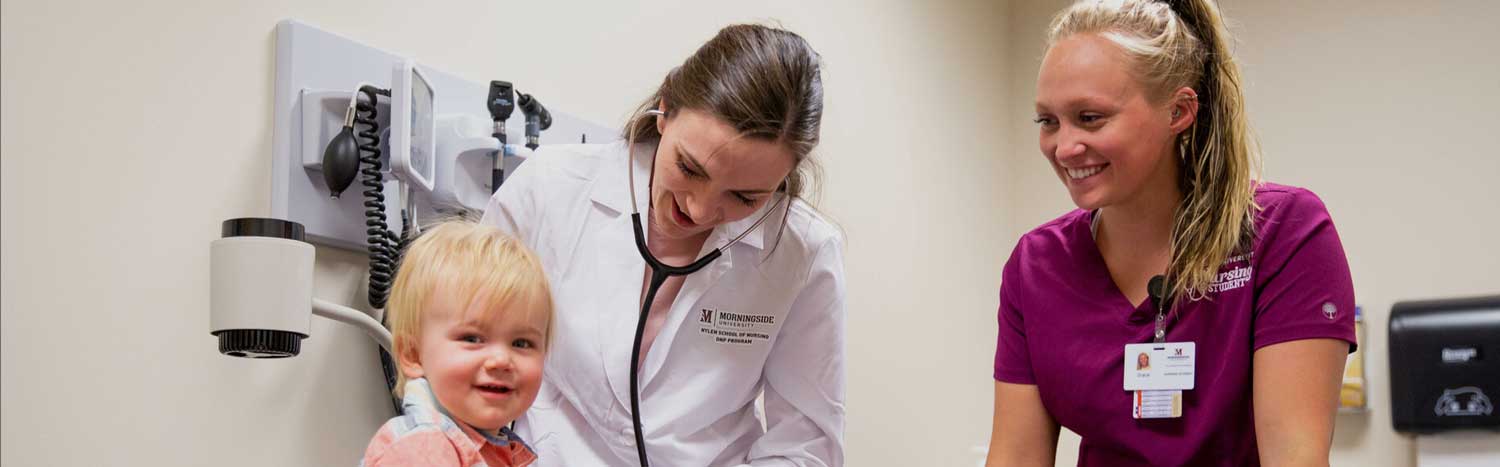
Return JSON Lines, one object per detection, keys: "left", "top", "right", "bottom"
{"left": 400, "top": 289, "right": 548, "bottom": 432}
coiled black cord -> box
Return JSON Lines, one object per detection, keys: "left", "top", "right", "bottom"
{"left": 353, "top": 85, "right": 409, "bottom": 415}
{"left": 353, "top": 85, "right": 401, "bottom": 310}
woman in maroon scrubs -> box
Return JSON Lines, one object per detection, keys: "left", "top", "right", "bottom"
{"left": 986, "top": 1, "right": 1357, "bottom": 465}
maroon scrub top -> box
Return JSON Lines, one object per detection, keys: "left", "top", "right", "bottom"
{"left": 994, "top": 183, "right": 1357, "bottom": 466}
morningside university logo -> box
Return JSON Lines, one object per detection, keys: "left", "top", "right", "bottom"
{"left": 1207, "top": 253, "right": 1253, "bottom": 294}
{"left": 698, "top": 308, "right": 775, "bottom": 345}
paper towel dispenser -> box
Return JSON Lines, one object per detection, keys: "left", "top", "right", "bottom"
{"left": 1389, "top": 295, "right": 1500, "bottom": 434}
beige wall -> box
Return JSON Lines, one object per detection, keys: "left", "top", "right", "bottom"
{"left": 1, "top": 0, "right": 1011, "bottom": 466}
{"left": 7, "top": 0, "right": 1496, "bottom": 466}
{"left": 1005, "top": 0, "right": 1500, "bottom": 466}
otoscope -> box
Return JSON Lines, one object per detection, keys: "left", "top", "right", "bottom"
{"left": 487, "top": 81, "right": 516, "bottom": 193}
{"left": 517, "top": 89, "right": 553, "bottom": 150}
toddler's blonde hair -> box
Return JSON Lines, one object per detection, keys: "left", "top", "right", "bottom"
{"left": 386, "top": 220, "right": 553, "bottom": 397}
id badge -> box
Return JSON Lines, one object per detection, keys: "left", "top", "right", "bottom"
{"left": 1123, "top": 342, "right": 1195, "bottom": 391}
{"left": 1124, "top": 342, "right": 1194, "bottom": 419}
{"left": 1133, "top": 390, "right": 1183, "bottom": 419}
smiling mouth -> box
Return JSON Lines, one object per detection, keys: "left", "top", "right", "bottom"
{"left": 475, "top": 383, "right": 514, "bottom": 397}
{"left": 670, "top": 198, "right": 697, "bottom": 227}
{"left": 1065, "top": 164, "right": 1107, "bottom": 180}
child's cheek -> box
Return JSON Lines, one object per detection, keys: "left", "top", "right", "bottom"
{"left": 519, "top": 356, "right": 545, "bottom": 392}
{"left": 524, "top": 355, "right": 546, "bottom": 383}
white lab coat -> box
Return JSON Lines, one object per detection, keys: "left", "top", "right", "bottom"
{"left": 480, "top": 141, "right": 846, "bottom": 467}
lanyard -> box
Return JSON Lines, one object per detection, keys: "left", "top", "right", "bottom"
{"left": 1150, "top": 274, "right": 1170, "bottom": 344}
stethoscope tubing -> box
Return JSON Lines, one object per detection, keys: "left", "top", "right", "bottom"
{"left": 623, "top": 127, "right": 783, "bottom": 466}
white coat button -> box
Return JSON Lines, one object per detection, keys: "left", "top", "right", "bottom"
{"left": 621, "top": 427, "right": 635, "bottom": 447}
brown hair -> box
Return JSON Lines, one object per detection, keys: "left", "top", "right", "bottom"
{"left": 1048, "top": 0, "right": 1259, "bottom": 301}
{"left": 624, "top": 23, "right": 825, "bottom": 200}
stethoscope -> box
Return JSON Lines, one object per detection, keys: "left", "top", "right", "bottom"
{"left": 624, "top": 109, "right": 786, "bottom": 466}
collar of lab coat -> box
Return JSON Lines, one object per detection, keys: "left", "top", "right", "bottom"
{"left": 586, "top": 140, "right": 783, "bottom": 252}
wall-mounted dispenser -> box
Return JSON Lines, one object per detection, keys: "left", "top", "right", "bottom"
{"left": 210, "top": 218, "right": 392, "bottom": 357}
{"left": 1389, "top": 294, "right": 1500, "bottom": 434}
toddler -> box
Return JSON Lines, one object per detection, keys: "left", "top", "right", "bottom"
{"left": 361, "top": 221, "right": 553, "bottom": 467}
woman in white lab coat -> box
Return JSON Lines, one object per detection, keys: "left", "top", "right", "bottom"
{"left": 481, "top": 24, "right": 845, "bottom": 466}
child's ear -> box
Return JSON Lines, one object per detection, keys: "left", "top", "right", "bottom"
{"left": 396, "top": 339, "right": 424, "bottom": 379}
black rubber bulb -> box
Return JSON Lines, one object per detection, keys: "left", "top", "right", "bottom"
{"left": 322, "top": 126, "right": 360, "bottom": 198}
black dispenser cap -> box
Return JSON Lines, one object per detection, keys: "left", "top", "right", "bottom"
{"left": 215, "top": 329, "right": 304, "bottom": 358}
{"left": 221, "top": 218, "right": 305, "bottom": 241}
